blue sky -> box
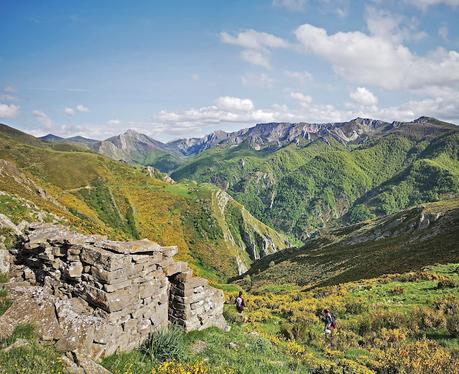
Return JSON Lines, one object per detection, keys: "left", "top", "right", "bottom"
{"left": 1, "top": 0, "right": 458, "bottom": 141}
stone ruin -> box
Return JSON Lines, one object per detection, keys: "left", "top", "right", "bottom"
{"left": 2, "top": 223, "right": 226, "bottom": 359}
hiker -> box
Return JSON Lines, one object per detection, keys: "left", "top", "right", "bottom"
{"left": 323, "top": 309, "right": 337, "bottom": 336}
{"left": 235, "top": 291, "right": 246, "bottom": 317}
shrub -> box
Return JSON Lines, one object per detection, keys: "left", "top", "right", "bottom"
{"left": 0, "top": 273, "right": 9, "bottom": 284}
{"left": 374, "top": 339, "right": 459, "bottom": 374}
{"left": 357, "top": 310, "right": 407, "bottom": 336}
{"left": 223, "top": 305, "right": 241, "bottom": 324}
{"left": 141, "top": 326, "right": 186, "bottom": 363}
{"left": 279, "top": 320, "right": 310, "bottom": 342}
{"left": 413, "top": 307, "right": 447, "bottom": 331}
{"left": 433, "top": 296, "right": 459, "bottom": 315}
{"left": 436, "top": 279, "right": 456, "bottom": 289}
{"left": 388, "top": 286, "right": 404, "bottom": 295}
{"left": 446, "top": 314, "right": 459, "bottom": 337}
{"left": 153, "top": 360, "right": 208, "bottom": 374}
{"left": 345, "top": 300, "right": 367, "bottom": 315}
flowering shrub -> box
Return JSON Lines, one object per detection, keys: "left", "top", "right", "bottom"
{"left": 413, "top": 306, "right": 447, "bottom": 331}
{"left": 373, "top": 340, "right": 459, "bottom": 374}
{"left": 152, "top": 361, "right": 208, "bottom": 374}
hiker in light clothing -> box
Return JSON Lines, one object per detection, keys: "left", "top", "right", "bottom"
{"left": 235, "top": 291, "right": 245, "bottom": 313}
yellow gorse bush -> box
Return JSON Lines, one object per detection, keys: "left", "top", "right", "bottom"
{"left": 152, "top": 361, "right": 208, "bottom": 374}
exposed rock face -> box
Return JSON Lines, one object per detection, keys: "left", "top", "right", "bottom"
{"left": 2, "top": 224, "right": 226, "bottom": 359}
{"left": 168, "top": 117, "right": 395, "bottom": 156}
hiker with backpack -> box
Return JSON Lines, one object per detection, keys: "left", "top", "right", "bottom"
{"left": 323, "top": 309, "right": 337, "bottom": 336}
{"left": 235, "top": 291, "right": 246, "bottom": 322}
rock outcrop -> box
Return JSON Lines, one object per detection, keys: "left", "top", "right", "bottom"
{"left": 2, "top": 224, "right": 226, "bottom": 359}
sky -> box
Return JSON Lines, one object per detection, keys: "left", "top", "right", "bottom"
{"left": 1, "top": 0, "right": 458, "bottom": 142}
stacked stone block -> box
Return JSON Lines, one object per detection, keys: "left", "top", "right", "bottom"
{"left": 10, "top": 223, "right": 226, "bottom": 358}
{"left": 169, "top": 272, "right": 225, "bottom": 331}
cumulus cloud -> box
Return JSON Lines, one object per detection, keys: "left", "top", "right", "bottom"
{"left": 156, "top": 96, "right": 281, "bottom": 131}
{"left": 215, "top": 96, "right": 254, "bottom": 112}
{"left": 294, "top": 23, "right": 459, "bottom": 91}
{"left": 0, "top": 103, "right": 20, "bottom": 119}
{"left": 33, "top": 110, "right": 54, "bottom": 130}
{"left": 272, "top": 0, "right": 306, "bottom": 11}
{"left": 350, "top": 87, "right": 378, "bottom": 107}
{"left": 220, "top": 29, "right": 289, "bottom": 69}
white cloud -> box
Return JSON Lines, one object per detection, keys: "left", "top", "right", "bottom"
{"left": 107, "top": 119, "right": 121, "bottom": 126}
{"left": 284, "top": 70, "right": 313, "bottom": 83}
{"left": 365, "top": 7, "right": 426, "bottom": 44}
{"left": 406, "top": 0, "right": 459, "bottom": 9}
{"left": 215, "top": 96, "right": 254, "bottom": 112}
{"left": 220, "top": 29, "right": 289, "bottom": 69}
{"left": 64, "top": 104, "right": 89, "bottom": 115}
{"left": 290, "top": 92, "right": 313, "bottom": 105}
{"left": 64, "top": 107, "right": 76, "bottom": 116}
{"left": 33, "top": 110, "right": 53, "bottom": 130}
{"left": 220, "top": 29, "right": 289, "bottom": 50}
{"left": 0, "top": 103, "right": 19, "bottom": 119}
{"left": 157, "top": 96, "right": 279, "bottom": 129}
{"left": 241, "top": 73, "right": 274, "bottom": 88}
{"left": 191, "top": 73, "right": 200, "bottom": 81}
{"left": 294, "top": 23, "right": 459, "bottom": 91}
{"left": 350, "top": 87, "right": 378, "bottom": 107}
{"left": 240, "top": 49, "right": 272, "bottom": 69}
{"left": 272, "top": 0, "right": 306, "bottom": 11}
{"left": 76, "top": 104, "right": 89, "bottom": 113}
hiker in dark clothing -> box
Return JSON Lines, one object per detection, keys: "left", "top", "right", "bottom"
{"left": 235, "top": 291, "right": 245, "bottom": 313}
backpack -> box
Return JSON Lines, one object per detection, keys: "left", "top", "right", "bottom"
{"left": 330, "top": 314, "right": 337, "bottom": 329}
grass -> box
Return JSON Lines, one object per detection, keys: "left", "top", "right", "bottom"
{"left": 0, "top": 324, "right": 66, "bottom": 374}
{"left": 0, "top": 287, "right": 12, "bottom": 316}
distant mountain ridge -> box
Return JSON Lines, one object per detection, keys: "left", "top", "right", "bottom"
{"left": 40, "top": 116, "right": 457, "bottom": 161}
{"left": 38, "top": 116, "right": 459, "bottom": 242}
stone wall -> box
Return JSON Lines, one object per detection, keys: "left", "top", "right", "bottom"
{"left": 6, "top": 223, "right": 226, "bottom": 358}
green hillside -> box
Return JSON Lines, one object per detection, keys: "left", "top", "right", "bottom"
{"left": 171, "top": 119, "right": 459, "bottom": 241}
{"left": 0, "top": 124, "right": 288, "bottom": 280}
{"left": 234, "top": 198, "right": 459, "bottom": 289}
{"left": 101, "top": 263, "right": 459, "bottom": 373}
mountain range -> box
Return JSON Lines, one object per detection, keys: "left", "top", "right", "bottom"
{"left": 40, "top": 116, "right": 459, "bottom": 242}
